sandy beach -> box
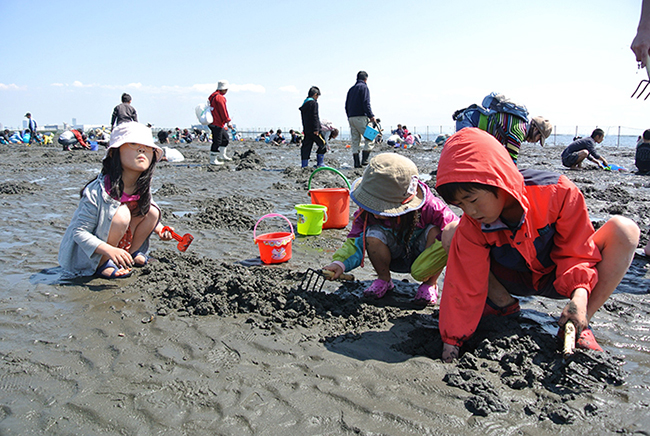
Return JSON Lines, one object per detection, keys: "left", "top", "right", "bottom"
{"left": 1, "top": 137, "right": 649, "bottom": 435}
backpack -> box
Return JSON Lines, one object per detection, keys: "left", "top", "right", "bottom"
{"left": 194, "top": 101, "right": 213, "bottom": 125}
{"left": 452, "top": 92, "right": 529, "bottom": 132}
{"left": 481, "top": 92, "right": 529, "bottom": 122}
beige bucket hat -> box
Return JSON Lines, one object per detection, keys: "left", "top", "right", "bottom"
{"left": 350, "top": 153, "right": 425, "bottom": 217}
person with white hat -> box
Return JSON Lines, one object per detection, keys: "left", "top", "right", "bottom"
{"left": 207, "top": 80, "right": 234, "bottom": 165}
{"left": 323, "top": 153, "right": 459, "bottom": 305}
{"left": 58, "top": 122, "right": 174, "bottom": 279}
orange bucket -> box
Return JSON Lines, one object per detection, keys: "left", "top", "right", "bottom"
{"left": 253, "top": 214, "right": 294, "bottom": 264}
{"left": 307, "top": 167, "right": 351, "bottom": 229}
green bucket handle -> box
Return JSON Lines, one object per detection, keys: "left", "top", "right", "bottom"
{"left": 307, "top": 166, "right": 351, "bottom": 191}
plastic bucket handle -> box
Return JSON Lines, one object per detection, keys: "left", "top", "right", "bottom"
{"left": 253, "top": 213, "right": 294, "bottom": 241}
{"left": 307, "top": 166, "right": 351, "bottom": 192}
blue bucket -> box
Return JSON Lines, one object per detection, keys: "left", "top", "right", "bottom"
{"left": 363, "top": 125, "right": 379, "bottom": 141}
{"left": 89, "top": 141, "right": 98, "bottom": 151}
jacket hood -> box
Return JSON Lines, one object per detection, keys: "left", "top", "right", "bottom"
{"left": 436, "top": 128, "right": 526, "bottom": 206}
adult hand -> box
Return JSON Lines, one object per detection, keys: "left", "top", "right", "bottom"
{"left": 323, "top": 263, "right": 343, "bottom": 280}
{"left": 558, "top": 287, "right": 589, "bottom": 336}
{"left": 632, "top": 0, "right": 650, "bottom": 65}
{"left": 442, "top": 343, "right": 460, "bottom": 363}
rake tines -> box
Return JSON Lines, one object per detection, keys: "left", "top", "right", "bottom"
{"left": 299, "top": 268, "right": 327, "bottom": 292}
{"left": 631, "top": 79, "right": 650, "bottom": 100}
{"left": 632, "top": 56, "right": 650, "bottom": 100}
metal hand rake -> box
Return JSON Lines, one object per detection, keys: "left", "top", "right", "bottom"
{"left": 299, "top": 268, "right": 355, "bottom": 292}
{"left": 631, "top": 55, "right": 650, "bottom": 100}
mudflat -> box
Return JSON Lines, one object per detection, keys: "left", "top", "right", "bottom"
{"left": 1, "top": 138, "right": 649, "bottom": 435}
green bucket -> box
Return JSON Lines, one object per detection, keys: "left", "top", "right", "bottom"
{"left": 295, "top": 204, "right": 328, "bottom": 236}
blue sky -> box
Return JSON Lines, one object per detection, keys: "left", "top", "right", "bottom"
{"left": 0, "top": 0, "right": 646, "bottom": 135}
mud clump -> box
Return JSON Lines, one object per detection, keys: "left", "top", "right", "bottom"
{"left": 156, "top": 183, "right": 191, "bottom": 197}
{"left": 396, "top": 314, "right": 626, "bottom": 420}
{"left": 187, "top": 194, "right": 274, "bottom": 231}
{"left": 235, "top": 149, "right": 265, "bottom": 171}
{"left": 132, "top": 249, "right": 397, "bottom": 337}
{"left": 0, "top": 181, "right": 43, "bottom": 195}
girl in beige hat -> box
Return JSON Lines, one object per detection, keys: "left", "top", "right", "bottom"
{"left": 59, "top": 122, "right": 174, "bottom": 278}
{"left": 323, "top": 153, "right": 459, "bottom": 305}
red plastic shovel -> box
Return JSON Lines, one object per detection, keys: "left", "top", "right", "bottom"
{"left": 162, "top": 226, "right": 194, "bottom": 252}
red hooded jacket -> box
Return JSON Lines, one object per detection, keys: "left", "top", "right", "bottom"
{"left": 435, "top": 128, "right": 601, "bottom": 347}
{"left": 208, "top": 91, "right": 231, "bottom": 128}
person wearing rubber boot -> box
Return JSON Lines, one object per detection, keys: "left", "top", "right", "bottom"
{"left": 323, "top": 153, "right": 459, "bottom": 305}
{"left": 299, "top": 86, "right": 327, "bottom": 168}
{"left": 207, "top": 80, "right": 234, "bottom": 165}
{"left": 435, "top": 128, "right": 639, "bottom": 363}
{"left": 345, "top": 71, "right": 376, "bottom": 168}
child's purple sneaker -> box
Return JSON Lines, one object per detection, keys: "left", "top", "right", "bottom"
{"left": 364, "top": 279, "right": 394, "bottom": 299}
{"left": 414, "top": 283, "right": 438, "bottom": 305}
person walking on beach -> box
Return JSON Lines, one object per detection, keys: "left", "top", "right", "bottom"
{"left": 345, "top": 71, "right": 376, "bottom": 168}
{"left": 435, "top": 128, "right": 639, "bottom": 362}
{"left": 299, "top": 86, "right": 326, "bottom": 168}
{"left": 24, "top": 113, "right": 37, "bottom": 144}
{"left": 58, "top": 122, "right": 174, "bottom": 279}
{"left": 111, "top": 93, "right": 138, "bottom": 131}
{"left": 561, "top": 128, "right": 609, "bottom": 170}
{"left": 208, "top": 80, "right": 233, "bottom": 165}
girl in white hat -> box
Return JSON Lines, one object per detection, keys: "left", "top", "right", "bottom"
{"left": 323, "top": 153, "right": 459, "bottom": 305}
{"left": 59, "top": 122, "right": 174, "bottom": 278}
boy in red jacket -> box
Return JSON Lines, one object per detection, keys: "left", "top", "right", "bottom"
{"left": 435, "top": 128, "right": 639, "bottom": 363}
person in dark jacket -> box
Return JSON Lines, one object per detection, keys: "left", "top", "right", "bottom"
{"left": 635, "top": 129, "right": 650, "bottom": 174}
{"left": 111, "top": 93, "right": 138, "bottom": 130}
{"left": 345, "top": 71, "right": 376, "bottom": 168}
{"left": 299, "top": 86, "right": 326, "bottom": 168}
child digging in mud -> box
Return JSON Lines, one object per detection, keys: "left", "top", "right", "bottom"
{"left": 435, "top": 128, "right": 639, "bottom": 362}
{"left": 323, "top": 153, "right": 459, "bottom": 305}
{"left": 59, "top": 122, "right": 174, "bottom": 278}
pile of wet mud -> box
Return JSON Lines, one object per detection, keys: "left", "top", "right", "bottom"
{"left": 131, "top": 249, "right": 397, "bottom": 336}
{"left": 0, "top": 181, "right": 43, "bottom": 195}
{"left": 396, "top": 315, "right": 627, "bottom": 419}
{"left": 155, "top": 182, "right": 191, "bottom": 197}
{"left": 186, "top": 194, "right": 275, "bottom": 231}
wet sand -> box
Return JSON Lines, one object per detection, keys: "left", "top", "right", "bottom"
{"left": 1, "top": 138, "right": 649, "bottom": 435}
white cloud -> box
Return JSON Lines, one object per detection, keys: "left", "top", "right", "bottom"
{"left": 126, "top": 82, "right": 143, "bottom": 89}
{"left": 0, "top": 83, "right": 22, "bottom": 90}
{"left": 51, "top": 83, "right": 64, "bottom": 87}
{"left": 279, "top": 85, "right": 298, "bottom": 93}
{"left": 230, "top": 83, "right": 265, "bottom": 93}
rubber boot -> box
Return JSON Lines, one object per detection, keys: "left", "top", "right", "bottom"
{"left": 209, "top": 152, "right": 223, "bottom": 165}
{"left": 353, "top": 153, "right": 361, "bottom": 168}
{"left": 361, "top": 150, "right": 371, "bottom": 166}
{"left": 316, "top": 154, "right": 325, "bottom": 168}
{"left": 301, "top": 159, "right": 309, "bottom": 168}
{"left": 220, "top": 147, "right": 232, "bottom": 161}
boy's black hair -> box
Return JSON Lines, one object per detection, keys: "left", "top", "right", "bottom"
{"left": 357, "top": 71, "right": 368, "bottom": 81}
{"left": 591, "top": 128, "right": 604, "bottom": 139}
{"left": 121, "top": 93, "right": 132, "bottom": 103}
{"left": 435, "top": 182, "right": 499, "bottom": 205}
{"left": 643, "top": 129, "right": 650, "bottom": 141}
{"left": 308, "top": 86, "right": 321, "bottom": 97}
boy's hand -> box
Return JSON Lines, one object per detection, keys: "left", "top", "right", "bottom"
{"left": 442, "top": 343, "right": 460, "bottom": 363}
{"left": 323, "top": 263, "right": 343, "bottom": 280}
{"left": 559, "top": 287, "right": 589, "bottom": 335}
